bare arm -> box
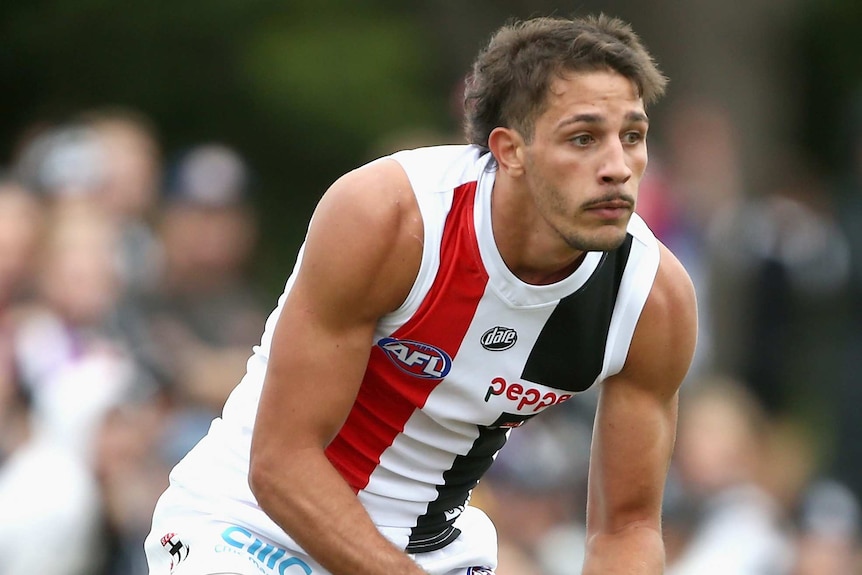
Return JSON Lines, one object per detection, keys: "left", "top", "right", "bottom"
{"left": 582, "top": 242, "right": 698, "bottom": 574}
{"left": 248, "top": 159, "right": 429, "bottom": 575}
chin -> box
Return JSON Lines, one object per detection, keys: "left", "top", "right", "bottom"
{"left": 592, "top": 237, "right": 628, "bottom": 252}
{"left": 568, "top": 227, "right": 628, "bottom": 252}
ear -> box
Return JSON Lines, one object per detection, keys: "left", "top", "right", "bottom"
{"left": 488, "top": 127, "right": 526, "bottom": 177}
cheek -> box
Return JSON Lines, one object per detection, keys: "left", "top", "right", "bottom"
{"left": 626, "top": 149, "right": 647, "bottom": 176}
{"left": 631, "top": 148, "right": 649, "bottom": 175}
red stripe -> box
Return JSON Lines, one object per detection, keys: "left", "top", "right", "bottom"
{"left": 325, "top": 181, "right": 489, "bottom": 491}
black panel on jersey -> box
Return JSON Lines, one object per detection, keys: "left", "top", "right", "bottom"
{"left": 521, "top": 235, "right": 633, "bottom": 392}
{"left": 406, "top": 420, "right": 511, "bottom": 553}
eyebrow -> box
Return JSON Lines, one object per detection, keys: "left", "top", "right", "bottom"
{"left": 557, "top": 111, "right": 650, "bottom": 128}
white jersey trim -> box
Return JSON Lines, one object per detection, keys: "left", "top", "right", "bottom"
{"left": 598, "top": 213, "right": 661, "bottom": 382}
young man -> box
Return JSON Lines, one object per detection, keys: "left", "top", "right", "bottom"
{"left": 145, "top": 14, "right": 697, "bottom": 575}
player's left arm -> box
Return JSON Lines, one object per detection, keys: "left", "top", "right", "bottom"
{"left": 582, "top": 242, "right": 698, "bottom": 575}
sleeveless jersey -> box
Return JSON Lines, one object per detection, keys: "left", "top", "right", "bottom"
{"left": 162, "top": 144, "right": 661, "bottom": 555}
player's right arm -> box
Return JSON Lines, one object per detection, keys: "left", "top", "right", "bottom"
{"left": 248, "top": 158, "right": 429, "bottom": 575}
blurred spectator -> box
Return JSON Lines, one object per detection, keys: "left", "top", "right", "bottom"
{"left": 707, "top": 166, "right": 850, "bottom": 414}
{"left": 790, "top": 479, "right": 862, "bottom": 575}
{"left": 11, "top": 108, "right": 165, "bottom": 296}
{"left": 0, "top": 178, "right": 111, "bottom": 575}
{"left": 831, "top": 92, "right": 862, "bottom": 506}
{"left": 638, "top": 97, "right": 747, "bottom": 380}
{"left": 0, "top": 180, "right": 44, "bottom": 308}
{"left": 13, "top": 199, "right": 140, "bottom": 461}
{"left": 92, "top": 398, "right": 174, "bottom": 575}
{"left": 665, "top": 377, "right": 795, "bottom": 575}
{"left": 82, "top": 107, "right": 165, "bottom": 296}
{"left": 749, "top": 422, "right": 860, "bottom": 575}
{"left": 12, "top": 121, "right": 104, "bottom": 199}
{"left": 1, "top": 184, "right": 165, "bottom": 575}
{"left": 141, "top": 142, "right": 267, "bottom": 413}
{"left": 0, "top": 352, "right": 103, "bottom": 575}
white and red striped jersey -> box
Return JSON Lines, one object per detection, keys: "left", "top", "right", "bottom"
{"left": 163, "top": 144, "right": 660, "bottom": 554}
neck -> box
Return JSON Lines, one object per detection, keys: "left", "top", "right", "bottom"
{"left": 511, "top": 251, "right": 588, "bottom": 285}
{"left": 490, "top": 176, "right": 587, "bottom": 285}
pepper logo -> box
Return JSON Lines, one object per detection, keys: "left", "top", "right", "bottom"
{"left": 378, "top": 337, "right": 452, "bottom": 379}
{"left": 480, "top": 326, "right": 517, "bottom": 351}
{"left": 484, "top": 377, "right": 572, "bottom": 412}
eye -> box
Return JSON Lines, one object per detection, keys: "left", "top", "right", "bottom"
{"left": 623, "top": 131, "right": 644, "bottom": 145}
{"left": 571, "top": 134, "right": 594, "bottom": 147}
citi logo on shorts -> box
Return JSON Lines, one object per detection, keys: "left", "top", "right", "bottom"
{"left": 377, "top": 337, "right": 452, "bottom": 379}
{"left": 480, "top": 326, "right": 517, "bottom": 351}
{"left": 220, "top": 526, "right": 312, "bottom": 574}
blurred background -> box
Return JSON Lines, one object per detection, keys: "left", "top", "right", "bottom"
{"left": 2, "top": 0, "right": 862, "bottom": 573}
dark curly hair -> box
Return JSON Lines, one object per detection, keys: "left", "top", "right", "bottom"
{"left": 463, "top": 14, "right": 667, "bottom": 148}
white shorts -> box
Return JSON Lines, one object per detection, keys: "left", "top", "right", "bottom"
{"left": 144, "top": 490, "right": 497, "bottom": 575}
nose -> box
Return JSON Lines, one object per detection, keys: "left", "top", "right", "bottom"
{"left": 598, "top": 139, "right": 632, "bottom": 184}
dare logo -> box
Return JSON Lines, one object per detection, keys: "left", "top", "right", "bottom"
{"left": 480, "top": 326, "right": 517, "bottom": 351}
{"left": 377, "top": 337, "right": 452, "bottom": 379}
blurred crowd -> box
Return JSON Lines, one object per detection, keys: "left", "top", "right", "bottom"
{"left": 0, "top": 107, "right": 268, "bottom": 575}
{"left": 2, "top": 95, "right": 862, "bottom": 575}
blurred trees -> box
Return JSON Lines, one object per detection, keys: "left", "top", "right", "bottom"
{"left": 794, "top": 0, "right": 862, "bottom": 175}
{"left": 0, "top": 0, "right": 454, "bottom": 293}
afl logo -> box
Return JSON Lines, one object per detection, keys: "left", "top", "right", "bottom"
{"left": 480, "top": 326, "right": 518, "bottom": 351}
{"left": 378, "top": 337, "right": 452, "bottom": 379}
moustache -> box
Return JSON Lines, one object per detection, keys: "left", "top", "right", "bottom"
{"left": 582, "top": 192, "right": 635, "bottom": 210}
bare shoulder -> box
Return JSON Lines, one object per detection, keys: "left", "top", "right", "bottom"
{"left": 648, "top": 242, "right": 697, "bottom": 327}
{"left": 621, "top": 242, "right": 698, "bottom": 396}
{"left": 313, "top": 157, "right": 420, "bottom": 242}
{"left": 295, "top": 158, "right": 423, "bottom": 321}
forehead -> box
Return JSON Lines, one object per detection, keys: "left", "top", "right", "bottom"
{"left": 539, "top": 69, "right": 645, "bottom": 125}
